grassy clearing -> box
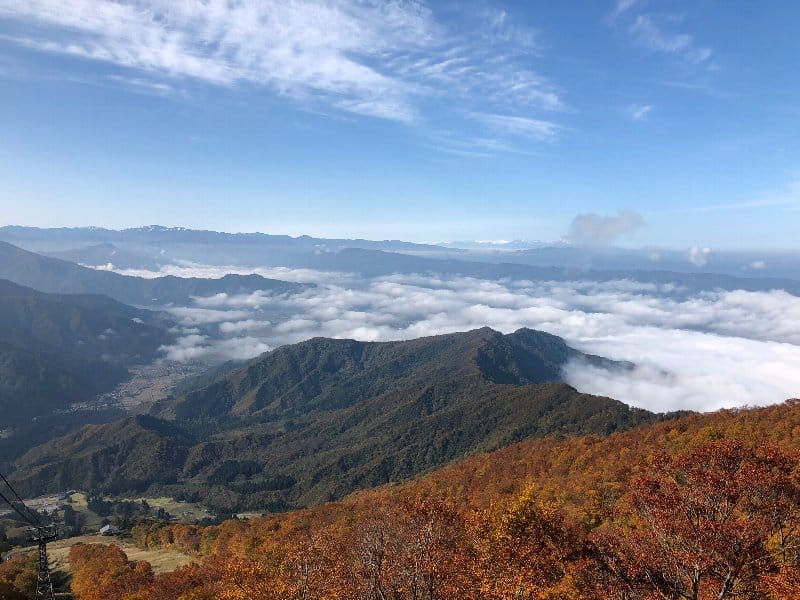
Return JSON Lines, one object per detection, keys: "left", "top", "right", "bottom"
{"left": 58, "top": 492, "right": 212, "bottom": 531}
{"left": 46, "top": 535, "right": 196, "bottom": 576}
{"left": 133, "top": 496, "right": 213, "bottom": 522}
{"left": 63, "top": 492, "right": 105, "bottom": 531}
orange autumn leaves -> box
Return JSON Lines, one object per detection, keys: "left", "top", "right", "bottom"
{"left": 69, "top": 402, "right": 800, "bottom": 599}
{"left": 590, "top": 440, "right": 800, "bottom": 599}
{"left": 0, "top": 554, "right": 37, "bottom": 599}
{"left": 69, "top": 544, "right": 154, "bottom": 600}
{"left": 69, "top": 543, "right": 212, "bottom": 600}
{"left": 72, "top": 441, "right": 800, "bottom": 599}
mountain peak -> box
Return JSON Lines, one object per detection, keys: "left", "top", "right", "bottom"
{"left": 166, "top": 327, "right": 590, "bottom": 423}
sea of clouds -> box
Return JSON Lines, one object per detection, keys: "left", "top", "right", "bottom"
{"left": 108, "top": 261, "right": 800, "bottom": 414}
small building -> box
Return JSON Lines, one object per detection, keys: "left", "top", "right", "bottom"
{"left": 99, "top": 524, "right": 120, "bottom": 536}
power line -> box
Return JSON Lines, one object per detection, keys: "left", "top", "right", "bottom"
{"left": 0, "top": 487, "right": 39, "bottom": 529}
{"left": 0, "top": 471, "right": 56, "bottom": 599}
{"left": 0, "top": 471, "right": 43, "bottom": 528}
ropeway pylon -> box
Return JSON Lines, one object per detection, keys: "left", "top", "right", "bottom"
{"left": 30, "top": 525, "right": 58, "bottom": 600}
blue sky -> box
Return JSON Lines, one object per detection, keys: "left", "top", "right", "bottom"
{"left": 0, "top": 0, "right": 798, "bottom": 248}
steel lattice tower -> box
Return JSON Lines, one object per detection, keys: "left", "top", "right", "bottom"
{"left": 31, "top": 526, "right": 57, "bottom": 600}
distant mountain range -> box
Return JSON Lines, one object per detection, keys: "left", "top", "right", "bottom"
{"left": 3, "top": 225, "right": 799, "bottom": 282}
{"left": 0, "top": 225, "right": 447, "bottom": 254}
{"left": 2, "top": 226, "right": 798, "bottom": 295}
{"left": 0, "top": 240, "right": 308, "bottom": 307}
{"left": 464, "top": 245, "right": 800, "bottom": 281}
{"left": 296, "top": 248, "right": 800, "bottom": 296}
{"left": 9, "top": 327, "right": 671, "bottom": 512}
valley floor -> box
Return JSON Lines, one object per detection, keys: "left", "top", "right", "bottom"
{"left": 89, "top": 361, "right": 208, "bottom": 414}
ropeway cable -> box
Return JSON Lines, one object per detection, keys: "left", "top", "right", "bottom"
{"left": 0, "top": 471, "right": 44, "bottom": 529}
{"left": 0, "top": 488, "right": 40, "bottom": 529}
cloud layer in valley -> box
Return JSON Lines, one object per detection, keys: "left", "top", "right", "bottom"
{"left": 125, "top": 261, "right": 800, "bottom": 414}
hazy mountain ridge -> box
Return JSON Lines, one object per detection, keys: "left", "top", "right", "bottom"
{"left": 0, "top": 279, "right": 173, "bottom": 428}
{"left": 45, "top": 242, "right": 164, "bottom": 270}
{"left": 9, "top": 328, "right": 664, "bottom": 511}
{"left": 0, "top": 225, "right": 449, "bottom": 254}
{"left": 307, "top": 248, "right": 800, "bottom": 296}
{"left": 0, "top": 240, "right": 309, "bottom": 306}
{"left": 0, "top": 279, "right": 170, "bottom": 360}
{"left": 4, "top": 225, "right": 799, "bottom": 284}
{"left": 430, "top": 244, "right": 800, "bottom": 281}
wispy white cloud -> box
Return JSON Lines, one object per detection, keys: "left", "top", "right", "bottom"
{"left": 0, "top": 0, "right": 421, "bottom": 120}
{"left": 472, "top": 112, "right": 560, "bottom": 141}
{"left": 613, "top": 0, "right": 640, "bottom": 16}
{"left": 654, "top": 79, "right": 724, "bottom": 97}
{"left": 626, "top": 103, "right": 653, "bottom": 121}
{"left": 608, "top": 2, "right": 713, "bottom": 72}
{"left": 627, "top": 13, "right": 712, "bottom": 65}
{"left": 670, "top": 180, "right": 800, "bottom": 214}
{"left": 0, "top": 0, "right": 562, "bottom": 135}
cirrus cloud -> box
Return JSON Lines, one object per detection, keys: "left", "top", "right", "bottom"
{"left": 0, "top": 0, "right": 563, "bottom": 148}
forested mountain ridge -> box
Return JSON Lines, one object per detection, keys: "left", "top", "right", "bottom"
{"left": 0, "top": 279, "right": 172, "bottom": 428}
{"left": 9, "top": 328, "right": 663, "bottom": 511}
{"left": 15, "top": 415, "right": 194, "bottom": 494}
{"left": 0, "top": 279, "right": 170, "bottom": 360}
{"left": 162, "top": 326, "right": 623, "bottom": 423}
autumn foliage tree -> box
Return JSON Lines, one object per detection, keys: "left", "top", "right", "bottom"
{"left": 589, "top": 440, "right": 800, "bottom": 599}
{"left": 68, "top": 402, "right": 800, "bottom": 600}
{"left": 70, "top": 543, "right": 154, "bottom": 600}
{"left": 0, "top": 554, "right": 37, "bottom": 599}
{"left": 468, "top": 485, "right": 590, "bottom": 599}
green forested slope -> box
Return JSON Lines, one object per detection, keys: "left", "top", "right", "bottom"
{"left": 10, "top": 328, "right": 668, "bottom": 512}
{"left": 0, "top": 279, "right": 171, "bottom": 427}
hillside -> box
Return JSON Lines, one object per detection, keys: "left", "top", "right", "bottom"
{"left": 16, "top": 415, "right": 195, "bottom": 494}
{"left": 110, "top": 400, "right": 800, "bottom": 600}
{"left": 163, "top": 326, "right": 619, "bottom": 423}
{"left": 9, "top": 328, "right": 662, "bottom": 510}
{"left": 0, "top": 279, "right": 172, "bottom": 428}
{"left": 0, "top": 241, "right": 307, "bottom": 306}
{"left": 0, "top": 279, "right": 171, "bottom": 361}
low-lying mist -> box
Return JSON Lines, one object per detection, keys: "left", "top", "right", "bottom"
{"left": 107, "top": 262, "right": 800, "bottom": 413}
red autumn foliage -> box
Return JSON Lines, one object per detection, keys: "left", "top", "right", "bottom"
{"left": 589, "top": 440, "right": 800, "bottom": 599}
{"left": 67, "top": 400, "right": 800, "bottom": 599}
